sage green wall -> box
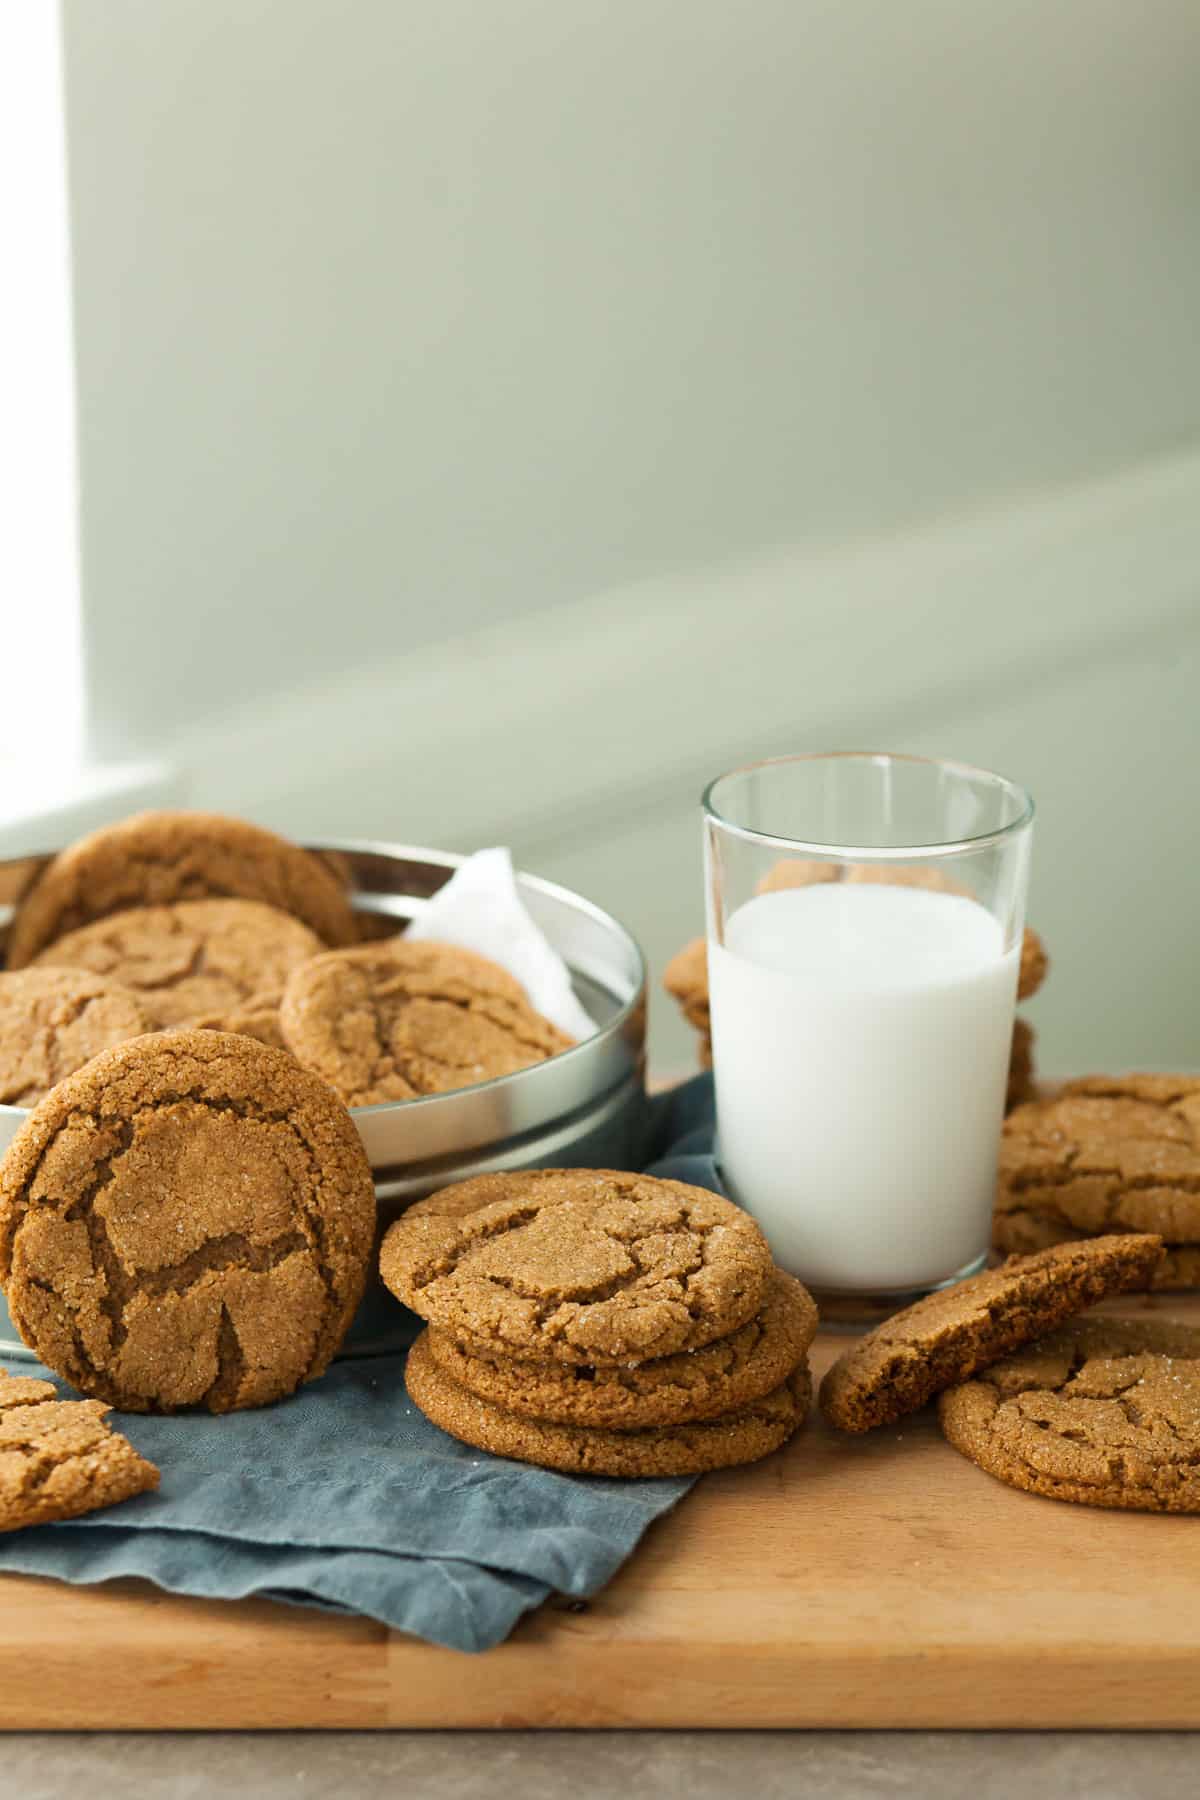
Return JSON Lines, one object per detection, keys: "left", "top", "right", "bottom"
{"left": 63, "top": 0, "right": 1200, "bottom": 748}
{"left": 57, "top": 0, "right": 1200, "bottom": 1074}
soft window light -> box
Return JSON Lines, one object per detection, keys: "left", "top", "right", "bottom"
{"left": 0, "top": 2, "right": 84, "bottom": 778}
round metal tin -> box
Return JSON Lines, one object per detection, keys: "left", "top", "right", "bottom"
{"left": 0, "top": 839, "right": 649, "bottom": 1361}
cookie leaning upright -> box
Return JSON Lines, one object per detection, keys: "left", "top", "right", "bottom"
{"left": 380, "top": 1169, "right": 775, "bottom": 1364}
{"left": 5, "top": 809, "right": 356, "bottom": 967}
{"left": 280, "top": 940, "right": 573, "bottom": 1106}
{"left": 819, "top": 1234, "right": 1165, "bottom": 1433}
{"left": 0, "top": 1031, "right": 376, "bottom": 1413}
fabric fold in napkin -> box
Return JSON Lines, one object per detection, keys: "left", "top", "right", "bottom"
{"left": 0, "top": 1080, "right": 720, "bottom": 1653}
{"left": 0, "top": 1317, "right": 691, "bottom": 1653}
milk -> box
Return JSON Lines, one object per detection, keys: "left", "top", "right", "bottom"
{"left": 708, "top": 882, "right": 1019, "bottom": 1292}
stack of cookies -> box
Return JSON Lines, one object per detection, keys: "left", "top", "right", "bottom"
{"left": 994, "top": 1076, "right": 1200, "bottom": 1290}
{"left": 0, "top": 809, "right": 574, "bottom": 1106}
{"left": 380, "top": 1170, "right": 818, "bottom": 1477}
{"left": 663, "top": 859, "right": 1049, "bottom": 1111}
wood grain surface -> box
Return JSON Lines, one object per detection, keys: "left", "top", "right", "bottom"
{"left": 0, "top": 1289, "right": 1196, "bottom": 1730}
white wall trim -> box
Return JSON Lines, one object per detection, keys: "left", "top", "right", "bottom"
{"left": 6, "top": 449, "right": 1199, "bottom": 855}
{"left": 174, "top": 449, "right": 1200, "bottom": 844}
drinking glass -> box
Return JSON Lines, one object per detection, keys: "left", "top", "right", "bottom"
{"left": 703, "top": 751, "right": 1034, "bottom": 1315}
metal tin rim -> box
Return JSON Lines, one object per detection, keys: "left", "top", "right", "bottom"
{"left": 333, "top": 836, "right": 646, "bottom": 1116}
{"left": 0, "top": 837, "right": 648, "bottom": 1164}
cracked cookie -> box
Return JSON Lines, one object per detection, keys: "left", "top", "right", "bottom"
{"left": 997, "top": 1077, "right": 1200, "bottom": 1245}
{"left": 279, "top": 940, "right": 573, "bottom": 1106}
{"left": 190, "top": 995, "right": 289, "bottom": 1051}
{"left": 1006, "top": 1018, "right": 1037, "bottom": 1112}
{"left": 427, "top": 1268, "right": 818, "bottom": 1429}
{"left": 819, "top": 1233, "right": 1165, "bottom": 1433}
{"left": 380, "top": 1169, "right": 775, "bottom": 1365}
{"left": 992, "top": 1209, "right": 1200, "bottom": 1289}
{"left": 0, "top": 968, "right": 152, "bottom": 1107}
{"left": 6, "top": 810, "right": 356, "bottom": 967}
{"left": 0, "top": 1369, "right": 159, "bottom": 1529}
{"left": 939, "top": 1316, "right": 1200, "bottom": 1512}
{"left": 407, "top": 1329, "right": 811, "bottom": 1475}
{"left": 0, "top": 1029, "right": 376, "bottom": 1413}
{"left": 31, "top": 899, "right": 323, "bottom": 1033}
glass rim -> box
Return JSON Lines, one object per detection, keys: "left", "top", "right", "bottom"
{"left": 702, "top": 750, "right": 1035, "bottom": 859}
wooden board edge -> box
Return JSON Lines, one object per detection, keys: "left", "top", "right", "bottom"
{"left": 0, "top": 1641, "right": 1196, "bottom": 1731}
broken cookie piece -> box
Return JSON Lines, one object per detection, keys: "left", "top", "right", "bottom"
{"left": 0, "top": 1369, "right": 158, "bottom": 1530}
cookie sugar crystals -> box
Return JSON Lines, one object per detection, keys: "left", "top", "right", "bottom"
{"left": 703, "top": 754, "right": 1033, "bottom": 1317}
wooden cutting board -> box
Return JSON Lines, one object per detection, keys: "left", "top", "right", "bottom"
{"left": 1, "top": 1288, "right": 1196, "bottom": 1731}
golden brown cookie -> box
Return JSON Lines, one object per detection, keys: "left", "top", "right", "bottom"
{"left": 407, "top": 1329, "right": 810, "bottom": 1476}
{"left": 998, "top": 1078, "right": 1200, "bottom": 1243}
{"left": 940, "top": 1316, "right": 1200, "bottom": 1512}
{"left": 756, "top": 859, "right": 842, "bottom": 894}
{"left": 0, "top": 968, "right": 152, "bottom": 1107}
{"left": 428, "top": 1269, "right": 818, "bottom": 1429}
{"left": 380, "top": 1169, "right": 774, "bottom": 1366}
{"left": 31, "top": 899, "right": 323, "bottom": 1033}
{"left": 662, "top": 937, "right": 710, "bottom": 1034}
{"left": 0, "top": 1369, "right": 159, "bottom": 1530}
{"left": 279, "top": 940, "right": 573, "bottom": 1106}
{"left": 0, "top": 1030, "right": 376, "bottom": 1413}
{"left": 1006, "top": 1018, "right": 1037, "bottom": 1113}
{"left": 190, "top": 994, "right": 289, "bottom": 1051}
{"left": 818, "top": 1234, "right": 1164, "bottom": 1433}
{"left": 992, "top": 1209, "right": 1200, "bottom": 1289}
{"left": 1018, "top": 927, "right": 1048, "bottom": 1003}
{"left": 6, "top": 810, "right": 356, "bottom": 967}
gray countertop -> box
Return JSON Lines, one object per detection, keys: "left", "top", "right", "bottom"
{"left": 0, "top": 1732, "right": 1194, "bottom": 1799}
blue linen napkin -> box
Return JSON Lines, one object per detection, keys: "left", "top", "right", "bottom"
{"left": 0, "top": 1076, "right": 720, "bottom": 1654}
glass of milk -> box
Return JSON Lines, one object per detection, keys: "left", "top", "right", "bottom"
{"left": 704, "top": 752, "right": 1034, "bottom": 1315}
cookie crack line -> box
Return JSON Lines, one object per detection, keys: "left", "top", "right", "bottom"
{"left": 460, "top": 1258, "right": 705, "bottom": 1324}
{"left": 358, "top": 989, "right": 564, "bottom": 1093}
{"left": 12, "top": 1089, "right": 347, "bottom": 1316}
{"left": 59, "top": 1121, "right": 137, "bottom": 1362}
{"left": 411, "top": 1210, "right": 728, "bottom": 1318}
{"left": 109, "top": 915, "right": 206, "bottom": 992}
{"left": 137, "top": 1229, "right": 311, "bottom": 1298}
{"left": 201, "top": 1304, "right": 247, "bottom": 1410}
{"left": 42, "top": 987, "right": 112, "bottom": 1068}
{"left": 18, "top": 1228, "right": 313, "bottom": 1345}
{"left": 1111, "top": 1388, "right": 1198, "bottom": 1456}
